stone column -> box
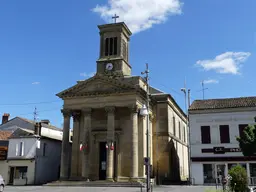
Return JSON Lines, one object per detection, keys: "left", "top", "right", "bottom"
{"left": 71, "top": 110, "right": 81, "bottom": 178}
{"left": 60, "top": 109, "right": 71, "bottom": 179}
{"left": 105, "top": 106, "right": 115, "bottom": 181}
{"left": 82, "top": 108, "right": 92, "bottom": 179}
{"left": 130, "top": 105, "right": 139, "bottom": 180}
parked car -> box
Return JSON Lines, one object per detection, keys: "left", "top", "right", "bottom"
{"left": 0, "top": 175, "right": 4, "bottom": 192}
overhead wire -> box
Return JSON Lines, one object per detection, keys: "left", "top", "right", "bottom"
{"left": 0, "top": 100, "right": 61, "bottom": 106}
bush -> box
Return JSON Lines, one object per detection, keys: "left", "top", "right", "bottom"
{"left": 228, "top": 165, "right": 248, "bottom": 192}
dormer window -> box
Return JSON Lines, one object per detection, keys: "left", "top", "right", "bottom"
{"left": 105, "top": 37, "right": 118, "bottom": 56}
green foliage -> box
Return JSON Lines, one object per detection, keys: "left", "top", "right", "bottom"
{"left": 236, "top": 124, "right": 256, "bottom": 156}
{"left": 228, "top": 165, "right": 248, "bottom": 192}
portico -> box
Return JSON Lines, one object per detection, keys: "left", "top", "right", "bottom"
{"left": 59, "top": 101, "right": 150, "bottom": 181}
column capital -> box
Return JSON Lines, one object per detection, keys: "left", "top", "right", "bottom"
{"left": 105, "top": 106, "right": 115, "bottom": 114}
{"left": 72, "top": 110, "right": 81, "bottom": 122}
{"left": 61, "top": 109, "right": 72, "bottom": 118}
{"left": 149, "top": 113, "right": 155, "bottom": 121}
{"left": 129, "top": 104, "right": 139, "bottom": 114}
{"left": 82, "top": 108, "right": 92, "bottom": 115}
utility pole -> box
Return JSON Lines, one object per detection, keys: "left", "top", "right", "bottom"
{"left": 181, "top": 81, "right": 192, "bottom": 185}
{"left": 141, "top": 63, "right": 151, "bottom": 192}
{"left": 33, "top": 107, "right": 38, "bottom": 122}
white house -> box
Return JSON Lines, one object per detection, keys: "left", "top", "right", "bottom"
{"left": 189, "top": 97, "right": 256, "bottom": 185}
{"left": 0, "top": 115, "right": 67, "bottom": 185}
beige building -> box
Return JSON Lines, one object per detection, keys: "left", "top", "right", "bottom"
{"left": 57, "top": 22, "right": 189, "bottom": 183}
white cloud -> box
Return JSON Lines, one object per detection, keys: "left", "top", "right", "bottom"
{"left": 32, "top": 82, "right": 40, "bottom": 85}
{"left": 80, "top": 72, "right": 95, "bottom": 78}
{"left": 92, "top": 0, "right": 183, "bottom": 34}
{"left": 203, "top": 79, "right": 219, "bottom": 84}
{"left": 196, "top": 52, "right": 251, "bottom": 75}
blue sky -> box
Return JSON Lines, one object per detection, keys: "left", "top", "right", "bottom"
{"left": 0, "top": 0, "right": 255, "bottom": 128}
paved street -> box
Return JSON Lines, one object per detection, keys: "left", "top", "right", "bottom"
{"left": 3, "top": 186, "right": 218, "bottom": 192}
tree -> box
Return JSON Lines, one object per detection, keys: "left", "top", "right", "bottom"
{"left": 228, "top": 165, "right": 248, "bottom": 192}
{"left": 236, "top": 124, "right": 256, "bottom": 157}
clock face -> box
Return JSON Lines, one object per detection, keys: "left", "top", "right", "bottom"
{"left": 106, "top": 63, "right": 113, "bottom": 71}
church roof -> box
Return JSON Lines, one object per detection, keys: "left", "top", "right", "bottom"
{"left": 189, "top": 96, "right": 256, "bottom": 111}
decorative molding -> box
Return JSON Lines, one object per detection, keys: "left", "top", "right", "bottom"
{"left": 61, "top": 109, "right": 72, "bottom": 118}
{"left": 105, "top": 106, "right": 115, "bottom": 114}
{"left": 72, "top": 110, "right": 81, "bottom": 122}
{"left": 149, "top": 114, "right": 155, "bottom": 122}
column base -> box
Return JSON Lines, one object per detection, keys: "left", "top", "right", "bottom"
{"left": 129, "top": 177, "right": 140, "bottom": 182}
{"left": 59, "top": 176, "right": 69, "bottom": 181}
{"left": 106, "top": 178, "right": 115, "bottom": 182}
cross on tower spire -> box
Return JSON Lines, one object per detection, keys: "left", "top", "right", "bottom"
{"left": 112, "top": 14, "right": 119, "bottom": 23}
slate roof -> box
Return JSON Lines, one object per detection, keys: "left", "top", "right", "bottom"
{"left": 0, "top": 131, "right": 12, "bottom": 140}
{"left": 17, "top": 117, "right": 60, "bottom": 131}
{"left": 189, "top": 97, "right": 256, "bottom": 111}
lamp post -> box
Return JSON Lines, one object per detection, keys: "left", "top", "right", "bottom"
{"left": 181, "top": 87, "right": 191, "bottom": 185}
{"left": 140, "top": 63, "right": 151, "bottom": 192}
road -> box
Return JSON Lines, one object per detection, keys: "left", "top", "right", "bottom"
{"left": 3, "top": 186, "right": 218, "bottom": 192}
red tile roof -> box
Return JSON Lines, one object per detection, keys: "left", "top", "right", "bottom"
{"left": 0, "top": 131, "right": 12, "bottom": 140}
{"left": 189, "top": 97, "right": 256, "bottom": 111}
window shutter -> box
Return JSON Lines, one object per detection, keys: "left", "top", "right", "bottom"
{"left": 21, "top": 142, "right": 24, "bottom": 156}
{"left": 15, "top": 143, "right": 19, "bottom": 156}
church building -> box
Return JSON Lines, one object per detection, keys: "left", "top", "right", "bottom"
{"left": 56, "top": 21, "right": 189, "bottom": 183}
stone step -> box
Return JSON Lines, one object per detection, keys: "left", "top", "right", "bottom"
{"left": 45, "top": 180, "right": 145, "bottom": 188}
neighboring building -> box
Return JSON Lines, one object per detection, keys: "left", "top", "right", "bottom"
{"left": 0, "top": 114, "right": 64, "bottom": 185}
{"left": 189, "top": 97, "right": 256, "bottom": 185}
{"left": 56, "top": 21, "right": 189, "bottom": 184}
{"left": 0, "top": 131, "right": 12, "bottom": 182}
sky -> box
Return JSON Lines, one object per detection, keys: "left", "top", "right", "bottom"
{"left": 0, "top": 0, "right": 255, "bottom": 128}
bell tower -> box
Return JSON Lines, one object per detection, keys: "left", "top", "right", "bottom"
{"left": 96, "top": 21, "right": 132, "bottom": 76}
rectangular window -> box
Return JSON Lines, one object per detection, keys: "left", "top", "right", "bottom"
{"left": 173, "top": 117, "right": 176, "bottom": 136}
{"left": 178, "top": 122, "right": 181, "bottom": 139}
{"left": 219, "top": 125, "right": 230, "bottom": 143}
{"left": 19, "top": 142, "right": 24, "bottom": 156}
{"left": 239, "top": 124, "right": 248, "bottom": 138}
{"left": 203, "top": 164, "right": 215, "bottom": 184}
{"left": 105, "top": 38, "right": 109, "bottom": 56}
{"left": 201, "top": 126, "right": 211, "bottom": 144}
{"left": 183, "top": 125, "right": 186, "bottom": 142}
{"left": 109, "top": 38, "right": 113, "bottom": 55}
{"left": 43, "top": 143, "right": 47, "bottom": 156}
{"left": 114, "top": 37, "right": 118, "bottom": 55}
{"left": 14, "top": 166, "right": 28, "bottom": 179}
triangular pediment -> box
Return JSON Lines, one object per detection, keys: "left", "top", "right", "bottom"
{"left": 56, "top": 75, "right": 137, "bottom": 98}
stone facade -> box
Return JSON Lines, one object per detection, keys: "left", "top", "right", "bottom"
{"left": 57, "top": 22, "right": 189, "bottom": 183}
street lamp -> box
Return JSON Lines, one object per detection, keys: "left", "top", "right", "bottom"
{"left": 141, "top": 63, "right": 151, "bottom": 192}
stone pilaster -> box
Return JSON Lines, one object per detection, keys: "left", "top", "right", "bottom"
{"left": 105, "top": 106, "right": 115, "bottom": 181}
{"left": 149, "top": 114, "right": 154, "bottom": 170}
{"left": 82, "top": 108, "right": 92, "bottom": 179}
{"left": 60, "top": 109, "right": 71, "bottom": 179}
{"left": 130, "top": 104, "right": 139, "bottom": 180}
{"left": 70, "top": 110, "right": 81, "bottom": 178}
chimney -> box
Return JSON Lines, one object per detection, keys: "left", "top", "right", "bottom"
{"left": 41, "top": 119, "right": 50, "bottom": 125}
{"left": 2, "top": 113, "right": 10, "bottom": 124}
{"left": 35, "top": 122, "right": 42, "bottom": 136}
